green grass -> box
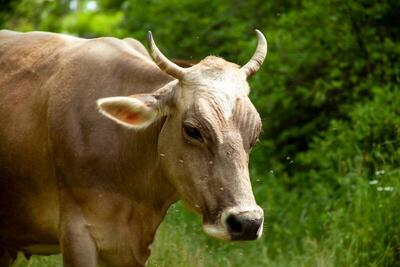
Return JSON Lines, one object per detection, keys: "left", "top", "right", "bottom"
{"left": 12, "top": 168, "right": 400, "bottom": 267}
{"left": 12, "top": 254, "right": 61, "bottom": 267}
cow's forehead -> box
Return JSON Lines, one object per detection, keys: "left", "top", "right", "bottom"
{"left": 179, "top": 57, "right": 250, "bottom": 118}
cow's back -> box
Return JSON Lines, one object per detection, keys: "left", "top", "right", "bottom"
{"left": 0, "top": 30, "right": 171, "bottom": 252}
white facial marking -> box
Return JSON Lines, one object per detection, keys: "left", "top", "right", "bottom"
{"left": 257, "top": 220, "right": 264, "bottom": 238}
{"left": 181, "top": 68, "right": 249, "bottom": 119}
{"left": 202, "top": 209, "right": 232, "bottom": 240}
{"left": 212, "top": 72, "right": 249, "bottom": 118}
{"left": 203, "top": 224, "right": 230, "bottom": 241}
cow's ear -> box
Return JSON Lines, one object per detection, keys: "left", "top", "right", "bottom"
{"left": 97, "top": 94, "right": 167, "bottom": 129}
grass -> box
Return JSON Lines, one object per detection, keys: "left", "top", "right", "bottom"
{"left": 12, "top": 167, "right": 400, "bottom": 267}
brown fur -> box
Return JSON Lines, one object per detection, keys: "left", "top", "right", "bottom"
{"left": 0, "top": 30, "right": 263, "bottom": 267}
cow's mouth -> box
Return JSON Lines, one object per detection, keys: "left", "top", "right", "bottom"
{"left": 202, "top": 222, "right": 231, "bottom": 241}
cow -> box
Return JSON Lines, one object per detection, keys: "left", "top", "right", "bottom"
{"left": 0, "top": 29, "right": 267, "bottom": 267}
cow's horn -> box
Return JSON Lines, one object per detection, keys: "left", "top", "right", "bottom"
{"left": 241, "top": 29, "right": 268, "bottom": 78}
{"left": 147, "top": 31, "right": 186, "bottom": 80}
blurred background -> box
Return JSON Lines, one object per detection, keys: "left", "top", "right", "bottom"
{"left": 1, "top": 0, "right": 399, "bottom": 266}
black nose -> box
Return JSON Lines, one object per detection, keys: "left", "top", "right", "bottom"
{"left": 225, "top": 213, "right": 263, "bottom": 240}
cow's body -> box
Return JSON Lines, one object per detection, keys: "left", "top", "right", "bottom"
{"left": 0, "top": 30, "right": 267, "bottom": 267}
{"left": 0, "top": 30, "right": 177, "bottom": 266}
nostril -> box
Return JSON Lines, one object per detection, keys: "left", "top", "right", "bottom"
{"left": 225, "top": 212, "right": 263, "bottom": 240}
{"left": 226, "top": 214, "right": 243, "bottom": 234}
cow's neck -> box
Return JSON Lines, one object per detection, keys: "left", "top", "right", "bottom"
{"left": 117, "top": 116, "right": 178, "bottom": 205}
{"left": 111, "top": 118, "right": 179, "bottom": 263}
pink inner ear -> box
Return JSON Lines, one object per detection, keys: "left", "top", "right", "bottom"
{"left": 114, "top": 108, "right": 146, "bottom": 125}
{"left": 124, "top": 111, "right": 146, "bottom": 124}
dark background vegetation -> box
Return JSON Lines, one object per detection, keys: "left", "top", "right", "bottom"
{"left": 1, "top": 0, "right": 399, "bottom": 266}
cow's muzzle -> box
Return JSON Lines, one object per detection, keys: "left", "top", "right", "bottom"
{"left": 203, "top": 206, "right": 264, "bottom": 241}
{"left": 225, "top": 210, "right": 263, "bottom": 240}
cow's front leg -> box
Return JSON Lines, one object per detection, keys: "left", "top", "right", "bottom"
{"left": 60, "top": 210, "right": 98, "bottom": 267}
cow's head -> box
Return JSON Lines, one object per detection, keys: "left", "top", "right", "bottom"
{"left": 97, "top": 31, "right": 267, "bottom": 241}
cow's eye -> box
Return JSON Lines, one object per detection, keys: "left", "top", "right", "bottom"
{"left": 183, "top": 125, "right": 203, "bottom": 142}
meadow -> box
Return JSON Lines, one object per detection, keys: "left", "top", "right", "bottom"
{"left": 2, "top": 0, "right": 400, "bottom": 266}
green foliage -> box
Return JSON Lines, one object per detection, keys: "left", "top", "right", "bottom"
{"left": 61, "top": 11, "right": 124, "bottom": 37}
{"left": 298, "top": 87, "right": 400, "bottom": 179}
{"left": 2, "top": 0, "right": 400, "bottom": 266}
